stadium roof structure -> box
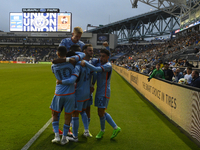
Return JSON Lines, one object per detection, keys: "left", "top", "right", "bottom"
{"left": 130, "top": 0, "right": 200, "bottom": 18}
{"left": 110, "top": 53, "right": 127, "bottom": 60}
{"left": 86, "top": 9, "right": 180, "bottom": 43}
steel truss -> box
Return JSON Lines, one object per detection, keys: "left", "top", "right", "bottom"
{"left": 130, "top": 0, "right": 200, "bottom": 18}
{"left": 105, "top": 14, "right": 179, "bottom": 43}
{"left": 86, "top": 10, "right": 180, "bottom": 43}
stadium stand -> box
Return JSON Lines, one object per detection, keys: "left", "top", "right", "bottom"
{"left": 1, "top": 27, "right": 200, "bottom": 81}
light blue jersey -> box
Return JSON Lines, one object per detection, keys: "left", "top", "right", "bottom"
{"left": 84, "top": 60, "right": 112, "bottom": 99}
{"left": 51, "top": 62, "right": 76, "bottom": 96}
{"left": 61, "top": 63, "right": 91, "bottom": 101}
{"left": 73, "top": 64, "right": 91, "bottom": 102}
{"left": 73, "top": 52, "right": 86, "bottom": 62}
{"left": 59, "top": 38, "right": 85, "bottom": 51}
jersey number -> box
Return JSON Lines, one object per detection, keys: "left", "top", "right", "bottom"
{"left": 56, "top": 68, "right": 72, "bottom": 80}
{"left": 83, "top": 70, "right": 90, "bottom": 82}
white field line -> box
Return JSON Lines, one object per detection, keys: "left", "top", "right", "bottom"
{"left": 21, "top": 118, "right": 52, "bottom": 150}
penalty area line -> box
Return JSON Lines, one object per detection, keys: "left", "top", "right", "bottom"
{"left": 21, "top": 118, "right": 52, "bottom": 150}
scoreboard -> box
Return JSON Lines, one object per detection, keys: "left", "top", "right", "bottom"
{"left": 10, "top": 8, "right": 72, "bottom": 32}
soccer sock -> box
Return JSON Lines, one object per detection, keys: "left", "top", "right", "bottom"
{"left": 70, "top": 115, "right": 72, "bottom": 127}
{"left": 57, "top": 113, "right": 61, "bottom": 122}
{"left": 52, "top": 121, "right": 59, "bottom": 133}
{"left": 63, "top": 124, "right": 70, "bottom": 136}
{"left": 88, "top": 118, "right": 91, "bottom": 126}
{"left": 100, "top": 115, "right": 106, "bottom": 131}
{"left": 72, "top": 117, "right": 79, "bottom": 137}
{"left": 80, "top": 111, "right": 89, "bottom": 131}
{"left": 105, "top": 113, "right": 117, "bottom": 129}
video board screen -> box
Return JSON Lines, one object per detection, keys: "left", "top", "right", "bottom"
{"left": 10, "top": 12, "right": 72, "bottom": 32}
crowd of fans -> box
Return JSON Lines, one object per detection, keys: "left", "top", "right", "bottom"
{"left": 0, "top": 46, "right": 55, "bottom": 62}
{"left": 0, "top": 37, "right": 62, "bottom": 43}
{"left": 114, "top": 31, "right": 200, "bottom": 88}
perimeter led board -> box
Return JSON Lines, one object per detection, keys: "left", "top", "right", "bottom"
{"left": 10, "top": 12, "right": 72, "bottom": 32}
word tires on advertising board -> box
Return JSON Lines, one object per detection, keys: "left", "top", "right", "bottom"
{"left": 97, "top": 34, "right": 109, "bottom": 45}
{"left": 10, "top": 12, "right": 71, "bottom": 32}
{"left": 112, "top": 64, "right": 200, "bottom": 145}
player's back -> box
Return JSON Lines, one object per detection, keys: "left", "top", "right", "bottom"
{"left": 51, "top": 62, "right": 75, "bottom": 96}
{"left": 75, "top": 65, "right": 91, "bottom": 102}
{"left": 59, "top": 38, "right": 85, "bottom": 51}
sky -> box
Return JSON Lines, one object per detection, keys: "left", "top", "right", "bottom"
{"left": 0, "top": 0, "right": 154, "bottom": 32}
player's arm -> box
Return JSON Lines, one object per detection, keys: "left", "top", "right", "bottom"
{"left": 52, "top": 52, "right": 86, "bottom": 64}
{"left": 91, "top": 58, "right": 100, "bottom": 66}
{"left": 57, "top": 75, "right": 77, "bottom": 85}
{"left": 59, "top": 39, "right": 66, "bottom": 47}
{"left": 91, "top": 71, "right": 97, "bottom": 85}
{"left": 57, "top": 65, "right": 81, "bottom": 85}
{"left": 74, "top": 52, "right": 86, "bottom": 61}
{"left": 83, "top": 60, "right": 111, "bottom": 72}
{"left": 51, "top": 65, "right": 55, "bottom": 74}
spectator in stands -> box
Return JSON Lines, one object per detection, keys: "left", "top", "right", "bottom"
{"left": 190, "top": 70, "right": 200, "bottom": 88}
{"left": 194, "top": 47, "right": 199, "bottom": 53}
{"left": 159, "top": 60, "right": 164, "bottom": 69}
{"left": 177, "top": 59, "right": 184, "bottom": 67}
{"left": 133, "top": 66, "right": 139, "bottom": 72}
{"left": 127, "top": 64, "right": 132, "bottom": 70}
{"left": 140, "top": 65, "right": 148, "bottom": 74}
{"left": 184, "top": 67, "right": 192, "bottom": 84}
{"left": 163, "top": 62, "right": 174, "bottom": 81}
{"left": 173, "top": 68, "right": 184, "bottom": 82}
{"left": 183, "top": 59, "right": 194, "bottom": 67}
{"left": 170, "top": 59, "right": 176, "bottom": 67}
{"left": 148, "top": 63, "right": 165, "bottom": 82}
{"left": 148, "top": 66, "right": 155, "bottom": 75}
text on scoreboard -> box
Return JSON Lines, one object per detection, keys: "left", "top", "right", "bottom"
{"left": 10, "top": 12, "right": 72, "bottom": 32}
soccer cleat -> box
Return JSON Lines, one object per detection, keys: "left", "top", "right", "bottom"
{"left": 53, "top": 129, "right": 63, "bottom": 135}
{"left": 67, "top": 129, "right": 73, "bottom": 136}
{"left": 66, "top": 136, "right": 78, "bottom": 142}
{"left": 51, "top": 136, "right": 60, "bottom": 143}
{"left": 89, "top": 131, "right": 93, "bottom": 137}
{"left": 96, "top": 131, "right": 105, "bottom": 139}
{"left": 60, "top": 137, "right": 69, "bottom": 145}
{"left": 110, "top": 127, "right": 121, "bottom": 139}
{"left": 59, "top": 129, "right": 63, "bottom": 135}
{"left": 83, "top": 131, "right": 93, "bottom": 137}
{"left": 69, "top": 126, "right": 72, "bottom": 132}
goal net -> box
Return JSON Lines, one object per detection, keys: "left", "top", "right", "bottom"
{"left": 17, "top": 57, "right": 35, "bottom": 63}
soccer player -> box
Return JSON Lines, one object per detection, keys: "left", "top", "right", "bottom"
{"left": 82, "top": 44, "right": 95, "bottom": 137}
{"left": 57, "top": 45, "right": 97, "bottom": 141}
{"left": 50, "top": 46, "right": 78, "bottom": 145}
{"left": 83, "top": 43, "right": 109, "bottom": 136}
{"left": 52, "top": 45, "right": 86, "bottom": 136}
{"left": 60, "top": 26, "right": 85, "bottom": 51}
{"left": 81, "top": 49, "right": 121, "bottom": 139}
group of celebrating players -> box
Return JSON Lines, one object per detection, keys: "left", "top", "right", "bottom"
{"left": 50, "top": 27, "right": 121, "bottom": 145}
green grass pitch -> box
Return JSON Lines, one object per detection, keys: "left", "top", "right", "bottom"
{"left": 0, "top": 63, "right": 199, "bottom": 150}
